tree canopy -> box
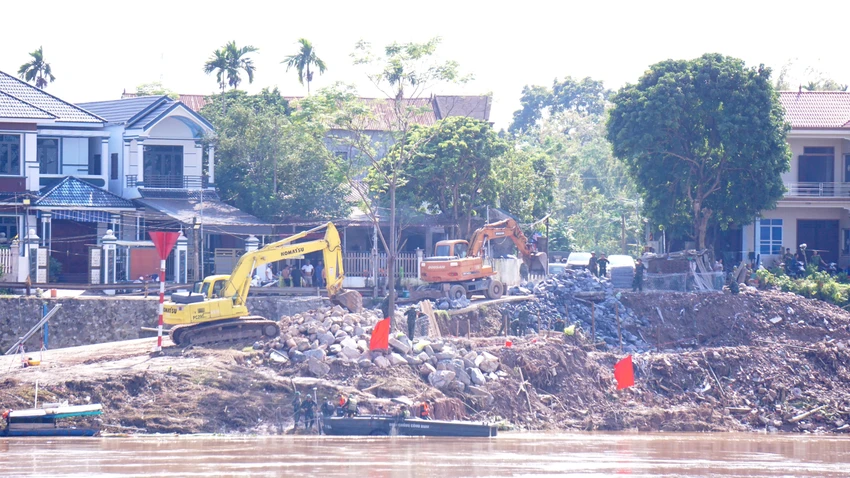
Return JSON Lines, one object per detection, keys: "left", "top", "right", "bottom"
{"left": 283, "top": 38, "right": 327, "bottom": 95}
{"left": 18, "top": 46, "right": 55, "bottom": 89}
{"left": 607, "top": 53, "right": 790, "bottom": 249}
{"left": 201, "top": 89, "right": 349, "bottom": 222}
{"left": 204, "top": 41, "right": 258, "bottom": 92}
{"left": 135, "top": 81, "right": 179, "bottom": 99}
{"left": 509, "top": 76, "right": 608, "bottom": 134}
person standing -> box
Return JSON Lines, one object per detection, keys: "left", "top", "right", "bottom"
{"left": 301, "top": 394, "right": 316, "bottom": 431}
{"left": 405, "top": 306, "right": 424, "bottom": 339}
{"left": 315, "top": 260, "right": 324, "bottom": 288}
{"left": 301, "top": 259, "right": 314, "bottom": 287}
{"left": 588, "top": 252, "right": 599, "bottom": 277}
{"left": 597, "top": 254, "right": 610, "bottom": 278}
{"left": 292, "top": 391, "right": 302, "bottom": 430}
{"left": 632, "top": 258, "right": 645, "bottom": 292}
{"left": 419, "top": 401, "right": 432, "bottom": 420}
{"left": 280, "top": 265, "right": 292, "bottom": 287}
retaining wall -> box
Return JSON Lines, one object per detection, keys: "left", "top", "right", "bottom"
{"left": 0, "top": 295, "right": 329, "bottom": 352}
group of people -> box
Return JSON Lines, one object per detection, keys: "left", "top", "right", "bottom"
{"left": 291, "top": 392, "right": 360, "bottom": 433}
{"left": 254, "top": 259, "right": 327, "bottom": 288}
{"left": 587, "top": 252, "right": 610, "bottom": 278}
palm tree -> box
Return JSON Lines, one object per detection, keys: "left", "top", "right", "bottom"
{"left": 203, "top": 48, "right": 229, "bottom": 93}
{"left": 204, "top": 41, "right": 258, "bottom": 91}
{"left": 282, "top": 38, "right": 327, "bottom": 95}
{"left": 18, "top": 46, "right": 55, "bottom": 89}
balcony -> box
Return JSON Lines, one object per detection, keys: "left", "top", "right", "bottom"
{"left": 784, "top": 182, "right": 850, "bottom": 198}
{"left": 126, "top": 175, "right": 207, "bottom": 189}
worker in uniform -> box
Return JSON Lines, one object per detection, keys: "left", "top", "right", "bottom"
{"left": 319, "top": 396, "right": 335, "bottom": 434}
{"left": 405, "top": 306, "right": 425, "bottom": 339}
{"left": 300, "top": 394, "right": 316, "bottom": 431}
{"left": 597, "top": 254, "right": 610, "bottom": 278}
{"left": 633, "top": 258, "right": 645, "bottom": 292}
{"left": 588, "top": 252, "right": 599, "bottom": 277}
{"left": 292, "top": 391, "right": 302, "bottom": 430}
{"left": 337, "top": 394, "right": 347, "bottom": 416}
{"left": 344, "top": 395, "right": 359, "bottom": 417}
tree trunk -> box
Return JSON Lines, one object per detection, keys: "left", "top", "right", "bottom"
{"left": 693, "top": 200, "right": 712, "bottom": 250}
{"left": 306, "top": 64, "right": 311, "bottom": 95}
{"left": 388, "top": 183, "right": 397, "bottom": 329}
{"left": 452, "top": 185, "right": 460, "bottom": 239}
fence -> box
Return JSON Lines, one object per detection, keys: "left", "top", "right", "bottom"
{"left": 343, "top": 252, "right": 419, "bottom": 279}
{"left": 0, "top": 246, "right": 16, "bottom": 280}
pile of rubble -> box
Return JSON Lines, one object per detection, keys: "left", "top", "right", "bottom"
{"left": 505, "top": 269, "right": 650, "bottom": 351}
{"left": 259, "top": 305, "right": 504, "bottom": 395}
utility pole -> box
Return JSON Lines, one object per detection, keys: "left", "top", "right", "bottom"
{"left": 621, "top": 214, "right": 627, "bottom": 254}
{"left": 193, "top": 216, "right": 200, "bottom": 281}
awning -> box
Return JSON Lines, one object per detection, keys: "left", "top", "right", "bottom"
{"left": 135, "top": 197, "right": 273, "bottom": 235}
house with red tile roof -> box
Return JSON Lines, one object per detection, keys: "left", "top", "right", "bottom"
{"left": 739, "top": 91, "right": 850, "bottom": 267}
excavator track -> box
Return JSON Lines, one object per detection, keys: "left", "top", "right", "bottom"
{"left": 169, "top": 316, "right": 280, "bottom": 347}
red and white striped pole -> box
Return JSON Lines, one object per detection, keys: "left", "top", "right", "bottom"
{"left": 155, "top": 258, "right": 166, "bottom": 352}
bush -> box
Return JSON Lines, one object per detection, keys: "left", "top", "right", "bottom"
{"left": 757, "top": 267, "right": 850, "bottom": 307}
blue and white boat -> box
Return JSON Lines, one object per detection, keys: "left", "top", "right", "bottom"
{"left": 1, "top": 403, "right": 102, "bottom": 437}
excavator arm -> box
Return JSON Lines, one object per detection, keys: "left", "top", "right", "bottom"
{"left": 467, "top": 218, "right": 547, "bottom": 272}
{"left": 221, "top": 222, "right": 345, "bottom": 306}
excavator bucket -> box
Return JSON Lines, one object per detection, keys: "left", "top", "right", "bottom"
{"left": 529, "top": 252, "right": 548, "bottom": 274}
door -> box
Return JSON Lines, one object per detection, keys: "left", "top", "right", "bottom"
{"left": 52, "top": 220, "right": 98, "bottom": 283}
{"left": 797, "top": 220, "right": 839, "bottom": 264}
{"left": 144, "top": 145, "right": 184, "bottom": 188}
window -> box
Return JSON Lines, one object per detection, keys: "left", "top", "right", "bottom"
{"left": 799, "top": 147, "right": 834, "bottom": 183}
{"left": 144, "top": 145, "right": 183, "bottom": 187}
{"left": 0, "top": 216, "right": 18, "bottom": 245}
{"left": 110, "top": 153, "right": 118, "bottom": 180}
{"left": 845, "top": 154, "right": 850, "bottom": 183}
{"left": 37, "top": 138, "right": 59, "bottom": 174}
{"left": 0, "top": 134, "right": 21, "bottom": 175}
{"left": 759, "top": 219, "right": 783, "bottom": 255}
{"left": 89, "top": 154, "right": 101, "bottom": 176}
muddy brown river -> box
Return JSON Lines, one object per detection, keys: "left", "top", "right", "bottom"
{"left": 2, "top": 433, "right": 849, "bottom": 477}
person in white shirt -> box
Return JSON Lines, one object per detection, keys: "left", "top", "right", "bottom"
{"left": 301, "top": 260, "right": 314, "bottom": 287}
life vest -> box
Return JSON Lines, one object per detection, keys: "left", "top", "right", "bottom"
{"left": 339, "top": 396, "right": 346, "bottom": 407}
{"left": 347, "top": 398, "right": 358, "bottom": 411}
{"left": 419, "top": 403, "right": 430, "bottom": 417}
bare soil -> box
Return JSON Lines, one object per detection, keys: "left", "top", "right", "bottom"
{"left": 2, "top": 289, "right": 849, "bottom": 434}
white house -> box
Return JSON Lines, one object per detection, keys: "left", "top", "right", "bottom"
{"left": 742, "top": 91, "right": 850, "bottom": 268}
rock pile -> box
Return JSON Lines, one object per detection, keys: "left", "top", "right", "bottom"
{"left": 505, "top": 269, "right": 650, "bottom": 351}
{"left": 259, "top": 305, "right": 504, "bottom": 396}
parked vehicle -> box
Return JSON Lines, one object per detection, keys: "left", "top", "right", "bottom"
{"left": 607, "top": 254, "right": 636, "bottom": 288}
{"left": 548, "top": 263, "right": 567, "bottom": 275}
{"left": 565, "top": 252, "right": 592, "bottom": 270}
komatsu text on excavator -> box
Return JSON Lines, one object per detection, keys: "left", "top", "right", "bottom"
{"left": 163, "top": 222, "right": 348, "bottom": 346}
{"left": 419, "top": 218, "right": 547, "bottom": 300}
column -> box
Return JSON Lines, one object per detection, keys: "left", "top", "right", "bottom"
{"left": 136, "top": 139, "right": 145, "bottom": 186}
{"left": 100, "top": 138, "right": 109, "bottom": 183}
{"left": 416, "top": 248, "right": 424, "bottom": 280}
{"left": 24, "top": 132, "right": 39, "bottom": 192}
{"left": 110, "top": 213, "right": 121, "bottom": 240}
{"left": 40, "top": 212, "right": 51, "bottom": 248}
{"left": 175, "top": 231, "right": 188, "bottom": 284}
{"left": 102, "top": 229, "right": 117, "bottom": 285}
{"left": 208, "top": 145, "right": 215, "bottom": 186}
{"left": 245, "top": 234, "right": 260, "bottom": 280}
{"left": 25, "top": 228, "right": 39, "bottom": 280}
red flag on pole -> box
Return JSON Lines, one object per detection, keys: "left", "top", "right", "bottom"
{"left": 369, "top": 317, "right": 391, "bottom": 351}
{"left": 614, "top": 355, "right": 635, "bottom": 390}
{"left": 148, "top": 231, "right": 179, "bottom": 353}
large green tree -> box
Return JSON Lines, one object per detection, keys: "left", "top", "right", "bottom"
{"left": 607, "top": 53, "right": 790, "bottom": 250}
{"left": 372, "top": 116, "right": 507, "bottom": 237}
{"left": 490, "top": 146, "right": 555, "bottom": 226}
{"left": 201, "top": 89, "right": 349, "bottom": 221}
{"left": 509, "top": 76, "right": 608, "bottom": 134}
{"left": 204, "top": 41, "right": 258, "bottom": 92}
{"left": 282, "top": 38, "right": 327, "bottom": 95}
{"left": 18, "top": 46, "right": 55, "bottom": 89}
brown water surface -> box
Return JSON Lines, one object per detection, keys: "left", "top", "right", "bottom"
{"left": 1, "top": 433, "right": 849, "bottom": 477}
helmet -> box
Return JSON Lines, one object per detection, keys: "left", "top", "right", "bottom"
{"left": 295, "top": 391, "right": 301, "bottom": 395}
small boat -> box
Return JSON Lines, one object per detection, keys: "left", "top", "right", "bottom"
{"left": 322, "top": 415, "right": 497, "bottom": 437}
{"left": 1, "top": 403, "right": 103, "bottom": 437}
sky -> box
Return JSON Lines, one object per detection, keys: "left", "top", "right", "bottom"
{"left": 3, "top": 0, "right": 850, "bottom": 130}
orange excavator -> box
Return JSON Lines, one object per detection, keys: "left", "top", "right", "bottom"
{"left": 419, "top": 219, "right": 548, "bottom": 300}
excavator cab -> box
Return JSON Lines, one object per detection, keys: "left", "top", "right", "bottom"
{"left": 432, "top": 240, "right": 470, "bottom": 259}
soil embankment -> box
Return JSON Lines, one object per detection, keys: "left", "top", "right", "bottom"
{"left": 1, "top": 289, "right": 849, "bottom": 434}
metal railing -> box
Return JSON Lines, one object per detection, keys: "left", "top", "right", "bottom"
{"left": 125, "top": 175, "right": 207, "bottom": 189}
{"left": 343, "top": 252, "right": 419, "bottom": 278}
{"left": 785, "top": 182, "right": 850, "bottom": 198}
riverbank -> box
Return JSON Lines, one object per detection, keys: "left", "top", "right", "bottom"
{"left": 1, "top": 288, "right": 848, "bottom": 434}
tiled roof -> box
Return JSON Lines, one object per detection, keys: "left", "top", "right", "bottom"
{"left": 779, "top": 91, "right": 850, "bottom": 129}
{"left": 177, "top": 94, "right": 209, "bottom": 112}
{"left": 127, "top": 100, "right": 173, "bottom": 128}
{"left": 35, "top": 176, "right": 135, "bottom": 209}
{"left": 0, "top": 91, "right": 55, "bottom": 120}
{"left": 77, "top": 96, "right": 166, "bottom": 125}
{"left": 0, "top": 70, "right": 104, "bottom": 123}
{"left": 433, "top": 95, "right": 491, "bottom": 122}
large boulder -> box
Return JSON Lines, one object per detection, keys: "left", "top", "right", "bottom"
{"left": 317, "top": 332, "right": 336, "bottom": 347}
{"left": 373, "top": 355, "right": 391, "bottom": 368}
{"left": 467, "top": 367, "right": 486, "bottom": 385}
{"left": 304, "top": 349, "right": 326, "bottom": 361}
{"left": 428, "top": 370, "right": 456, "bottom": 389}
{"left": 334, "top": 289, "right": 363, "bottom": 313}
{"left": 341, "top": 346, "right": 361, "bottom": 360}
{"left": 328, "top": 344, "right": 342, "bottom": 355}
{"left": 389, "top": 353, "right": 409, "bottom": 366}
{"left": 306, "top": 358, "right": 330, "bottom": 377}
{"left": 288, "top": 350, "right": 306, "bottom": 364}
{"left": 420, "top": 362, "right": 436, "bottom": 377}
{"left": 479, "top": 352, "right": 500, "bottom": 373}
{"left": 339, "top": 337, "right": 358, "bottom": 350}
{"left": 388, "top": 337, "right": 411, "bottom": 355}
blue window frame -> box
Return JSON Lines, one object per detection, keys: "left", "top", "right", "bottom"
{"left": 759, "top": 219, "right": 783, "bottom": 255}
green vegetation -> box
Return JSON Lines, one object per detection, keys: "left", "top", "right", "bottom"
{"left": 756, "top": 268, "right": 850, "bottom": 307}
{"left": 607, "top": 53, "right": 791, "bottom": 250}
{"left": 204, "top": 41, "right": 258, "bottom": 92}
{"left": 282, "top": 38, "right": 327, "bottom": 95}
{"left": 18, "top": 46, "right": 55, "bottom": 89}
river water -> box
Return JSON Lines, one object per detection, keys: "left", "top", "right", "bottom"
{"left": 2, "top": 433, "right": 849, "bottom": 477}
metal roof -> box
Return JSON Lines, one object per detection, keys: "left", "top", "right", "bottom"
{"left": 0, "top": 91, "right": 55, "bottom": 120}
{"left": 135, "top": 197, "right": 272, "bottom": 235}
{"left": 35, "top": 176, "right": 136, "bottom": 209}
{"left": 77, "top": 96, "right": 165, "bottom": 125}
{"left": 779, "top": 91, "right": 850, "bottom": 129}
{"left": 433, "top": 95, "right": 492, "bottom": 122}
{"left": 0, "top": 70, "right": 104, "bottom": 123}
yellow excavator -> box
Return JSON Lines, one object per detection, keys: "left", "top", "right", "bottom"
{"left": 164, "top": 222, "right": 350, "bottom": 346}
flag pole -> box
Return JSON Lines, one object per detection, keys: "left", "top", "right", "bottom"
{"left": 155, "top": 258, "right": 166, "bottom": 352}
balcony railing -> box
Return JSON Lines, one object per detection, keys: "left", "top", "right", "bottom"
{"left": 785, "top": 182, "right": 850, "bottom": 198}
{"left": 126, "top": 175, "right": 207, "bottom": 189}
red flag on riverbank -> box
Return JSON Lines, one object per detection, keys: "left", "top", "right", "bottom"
{"left": 370, "top": 317, "right": 391, "bottom": 351}
{"left": 614, "top": 355, "right": 635, "bottom": 390}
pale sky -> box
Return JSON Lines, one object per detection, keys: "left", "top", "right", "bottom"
{"left": 3, "top": 0, "right": 849, "bottom": 130}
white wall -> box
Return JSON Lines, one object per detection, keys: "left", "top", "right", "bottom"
{"left": 147, "top": 117, "right": 203, "bottom": 184}
{"left": 744, "top": 206, "right": 850, "bottom": 267}
{"left": 785, "top": 137, "right": 850, "bottom": 184}
{"left": 61, "top": 137, "right": 89, "bottom": 175}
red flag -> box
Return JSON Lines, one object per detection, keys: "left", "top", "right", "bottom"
{"left": 614, "top": 355, "right": 635, "bottom": 390}
{"left": 149, "top": 231, "right": 180, "bottom": 260}
{"left": 369, "top": 317, "right": 391, "bottom": 351}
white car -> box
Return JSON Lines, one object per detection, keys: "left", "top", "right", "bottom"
{"left": 548, "top": 263, "right": 567, "bottom": 275}
{"left": 566, "top": 252, "right": 592, "bottom": 270}
{"left": 607, "top": 254, "right": 636, "bottom": 288}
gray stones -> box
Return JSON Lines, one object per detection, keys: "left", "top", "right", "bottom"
{"left": 468, "top": 367, "right": 486, "bottom": 385}
{"left": 304, "top": 349, "right": 326, "bottom": 361}
{"left": 307, "top": 358, "right": 330, "bottom": 377}
{"left": 389, "top": 336, "right": 411, "bottom": 355}
{"left": 389, "top": 353, "right": 409, "bottom": 366}
{"left": 419, "top": 362, "right": 437, "bottom": 377}
{"left": 428, "top": 370, "right": 456, "bottom": 389}
{"left": 341, "top": 347, "right": 361, "bottom": 360}
{"left": 373, "top": 355, "right": 390, "bottom": 368}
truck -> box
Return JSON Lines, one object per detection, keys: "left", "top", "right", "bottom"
{"left": 163, "top": 222, "right": 355, "bottom": 346}
{"left": 419, "top": 218, "right": 548, "bottom": 300}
